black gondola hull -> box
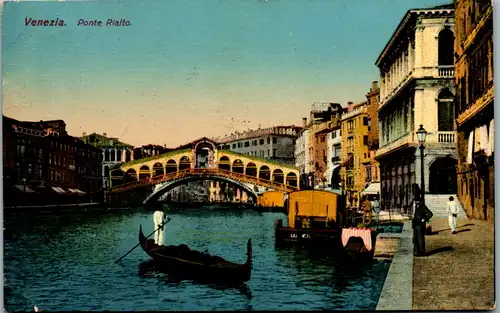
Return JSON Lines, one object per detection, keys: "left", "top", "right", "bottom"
{"left": 138, "top": 225, "right": 252, "bottom": 283}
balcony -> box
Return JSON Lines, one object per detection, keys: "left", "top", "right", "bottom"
{"left": 437, "top": 131, "right": 455, "bottom": 143}
{"left": 457, "top": 83, "right": 494, "bottom": 126}
{"left": 413, "top": 66, "right": 455, "bottom": 78}
{"left": 376, "top": 131, "right": 457, "bottom": 159}
{"left": 342, "top": 105, "right": 367, "bottom": 121}
{"left": 438, "top": 66, "right": 454, "bottom": 78}
{"left": 376, "top": 133, "right": 414, "bottom": 159}
{"left": 424, "top": 131, "right": 457, "bottom": 146}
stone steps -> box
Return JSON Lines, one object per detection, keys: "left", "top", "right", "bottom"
{"left": 425, "top": 194, "right": 466, "bottom": 218}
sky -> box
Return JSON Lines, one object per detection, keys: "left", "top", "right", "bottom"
{"left": 2, "top": 0, "right": 448, "bottom": 147}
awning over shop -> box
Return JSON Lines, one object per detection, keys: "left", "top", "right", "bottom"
{"left": 51, "top": 187, "right": 67, "bottom": 194}
{"left": 14, "top": 184, "right": 35, "bottom": 193}
{"left": 361, "top": 182, "right": 380, "bottom": 195}
{"left": 323, "top": 164, "right": 341, "bottom": 181}
{"left": 67, "top": 188, "right": 87, "bottom": 195}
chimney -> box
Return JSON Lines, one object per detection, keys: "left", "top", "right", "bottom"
{"left": 302, "top": 117, "right": 307, "bottom": 128}
{"left": 82, "top": 132, "right": 86, "bottom": 136}
{"left": 372, "top": 81, "right": 379, "bottom": 91}
{"left": 103, "top": 133, "right": 107, "bottom": 137}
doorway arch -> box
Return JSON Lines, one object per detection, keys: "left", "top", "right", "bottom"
{"left": 429, "top": 156, "right": 457, "bottom": 194}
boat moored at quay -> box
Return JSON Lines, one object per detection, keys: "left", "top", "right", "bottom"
{"left": 274, "top": 190, "right": 377, "bottom": 260}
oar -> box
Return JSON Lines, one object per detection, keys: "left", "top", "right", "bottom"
{"left": 115, "top": 218, "right": 172, "bottom": 264}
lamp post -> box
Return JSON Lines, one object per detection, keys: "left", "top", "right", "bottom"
{"left": 22, "top": 178, "right": 27, "bottom": 193}
{"left": 416, "top": 124, "right": 428, "bottom": 206}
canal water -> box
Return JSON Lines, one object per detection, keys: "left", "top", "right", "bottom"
{"left": 4, "top": 207, "right": 391, "bottom": 311}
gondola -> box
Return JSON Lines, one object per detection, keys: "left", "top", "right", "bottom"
{"left": 342, "top": 236, "right": 374, "bottom": 262}
{"left": 138, "top": 225, "right": 253, "bottom": 283}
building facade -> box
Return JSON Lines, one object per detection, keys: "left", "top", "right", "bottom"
{"left": 375, "top": 4, "right": 456, "bottom": 215}
{"left": 80, "top": 132, "right": 134, "bottom": 189}
{"left": 3, "top": 117, "right": 46, "bottom": 194}
{"left": 217, "top": 125, "right": 302, "bottom": 165}
{"left": 340, "top": 101, "right": 371, "bottom": 208}
{"left": 363, "top": 81, "right": 381, "bottom": 193}
{"left": 294, "top": 118, "right": 309, "bottom": 188}
{"left": 314, "top": 123, "right": 329, "bottom": 187}
{"left": 325, "top": 127, "right": 341, "bottom": 189}
{"left": 454, "top": 0, "right": 493, "bottom": 220}
{"left": 3, "top": 116, "right": 103, "bottom": 205}
{"left": 133, "top": 144, "right": 170, "bottom": 160}
{"left": 303, "top": 102, "right": 345, "bottom": 188}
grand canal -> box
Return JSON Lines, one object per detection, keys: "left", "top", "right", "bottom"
{"left": 4, "top": 206, "right": 391, "bottom": 311}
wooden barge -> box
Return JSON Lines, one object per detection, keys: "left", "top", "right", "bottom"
{"left": 274, "top": 190, "right": 377, "bottom": 259}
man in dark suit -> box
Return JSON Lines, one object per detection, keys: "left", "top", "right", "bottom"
{"left": 412, "top": 192, "right": 433, "bottom": 256}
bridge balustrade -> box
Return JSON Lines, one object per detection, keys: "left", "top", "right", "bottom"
{"left": 109, "top": 167, "right": 298, "bottom": 194}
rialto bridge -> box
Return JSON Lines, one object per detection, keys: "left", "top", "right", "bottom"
{"left": 108, "top": 137, "right": 300, "bottom": 205}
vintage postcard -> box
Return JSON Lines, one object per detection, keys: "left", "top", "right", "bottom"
{"left": 2, "top": 0, "right": 494, "bottom": 311}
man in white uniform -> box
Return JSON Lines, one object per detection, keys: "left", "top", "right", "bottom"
{"left": 153, "top": 206, "right": 168, "bottom": 245}
{"left": 446, "top": 196, "right": 460, "bottom": 234}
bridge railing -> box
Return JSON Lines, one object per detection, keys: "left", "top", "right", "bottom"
{"left": 109, "top": 167, "right": 299, "bottom": 193}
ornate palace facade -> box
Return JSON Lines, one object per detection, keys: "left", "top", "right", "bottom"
{"left": 375, "top": 4, "right": 457, "bottom": 215}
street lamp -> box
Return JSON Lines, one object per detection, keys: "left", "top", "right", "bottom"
{"left": 22, "top": 178, "right": 27, "bottom": 193}
{"left": 416, "top": 124, "right": 428, "bottom": 206}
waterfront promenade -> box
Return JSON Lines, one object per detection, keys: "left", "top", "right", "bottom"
{"left": 377, "top": 215, "right": 494, "bottom": 310}
{"left": 412, "top": 216, "right": 494, "bottom": 310}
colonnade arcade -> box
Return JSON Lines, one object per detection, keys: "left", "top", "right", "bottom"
{"left": 103, "top": 147, "right": 133, "bottom": 163}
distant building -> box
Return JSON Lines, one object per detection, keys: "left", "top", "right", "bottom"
{"left": 3, "top": 117, "right": 46, "bottom": 193}
{"left": 314, "top": 114, "right": 342, "bottom": 189}
{"left": 362, "top": 81, "right": 381, "bottom": 196}
{"left": 80, "top": 132, "right": 134, "bottom": 189}
{"left": 296, "top": 102, "right": 345, "bottom": 189}
{"left": 339, "top": 81, "right": 381, "bottom": 209}
{"left": 325, "top": 127, "right": 341, "bottom": 189}
{"left": 3, "top": 116, "right": 102, "bottom": 205}
{"left": 454, "top": 0, "right": 493, "bottom": 220}
{"left": 294, "top": 118, "right": 309, "bottom": 188}
{"left": 216, "top": 125, "right": 302, "bottom": 165}
{"left": 133, "top": 144, "right": 171, "bottom": 160}
{"left": 340, "top": 101, "right": 368, "bottom": 208}
{"left": 374, "top": 4, "right": 456, "bottom": 215}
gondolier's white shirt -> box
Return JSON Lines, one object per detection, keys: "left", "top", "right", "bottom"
{"left": 154, "top": 210, "right": 165, "bottom": 226}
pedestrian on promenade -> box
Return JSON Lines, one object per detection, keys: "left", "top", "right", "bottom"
{"left": 371, "top": 195, "right": 380, "bottom": 224}
{"left": 153, "top": 205, "right": 168, "bottom": 246}
{"left": 446, "top": 196, "right": 460, "bottom": 234}
{"left": 412, "top": 189, "right": 433, "bottom": 256}
{"left": 362, "top": 197, "right": 372, "bottom": 224}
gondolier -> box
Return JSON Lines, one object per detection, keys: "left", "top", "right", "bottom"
{"left": 153, "top": 205, "right": 168, "bottom": 246}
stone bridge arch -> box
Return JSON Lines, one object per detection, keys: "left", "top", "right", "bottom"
{"left": 143, "top": 175, "right": 258, "bottom": 205}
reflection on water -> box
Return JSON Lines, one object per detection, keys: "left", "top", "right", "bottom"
{"left": 4, "top": 207, "right": 390, "bottom": 311}
{"left": 137, "top": 260, "right": 253, "bottom": 300}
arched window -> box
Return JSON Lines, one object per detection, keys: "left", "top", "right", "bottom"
{"left": 438, "top": 89, "right": 455, "bottom": 131}
{"left": 438, "top": 28, "right": 454, "bottom": 66}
